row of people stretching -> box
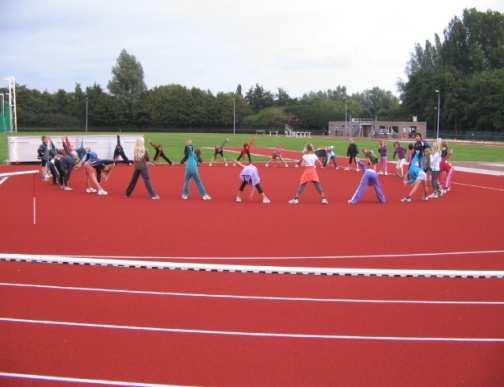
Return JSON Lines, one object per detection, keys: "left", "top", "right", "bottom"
{"left": 37, "top": 134, "right": 454, "bottom": 203}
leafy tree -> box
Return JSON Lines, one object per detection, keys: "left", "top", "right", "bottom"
{"left": 245, "top": 84, "right": 274, "bottom": 112}
{"left": 108, "top": 49, "right": 147, "bottom": 100}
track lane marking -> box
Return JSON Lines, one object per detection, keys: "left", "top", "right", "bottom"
{"left": 1, "top": 254, "right": 503, "bottom": 278}
{"left": 1, "top": 282, "right": 503, "bottom": 305}
{"left": 4, "top": 249, "right": 503, "bottom": 261}
{"left": 2, "top": 317, "right": 504, "bottom": 343}
{"left": 0, "top": 371, "right": 180, "bottom": 386}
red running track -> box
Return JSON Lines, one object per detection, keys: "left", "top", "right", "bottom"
{"left": 1, "top": 261, "right": 504, "bottom": 386}
{"left": 0, "top": 162, "right": 503, "bottom": 267}
{"left": 1, "top": 159, "right": 504, "bottom": 385}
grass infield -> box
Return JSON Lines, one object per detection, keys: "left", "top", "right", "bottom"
{"left": 1, "top": 131, "right": 504, "bottom": 163}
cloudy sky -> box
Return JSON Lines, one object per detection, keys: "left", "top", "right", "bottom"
{"left": 1, "top": 0, "right": 502, "bottom": 96}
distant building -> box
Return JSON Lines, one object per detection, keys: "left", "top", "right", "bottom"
{"left": 328, "top": 119, "right": 427, "bottom": 139}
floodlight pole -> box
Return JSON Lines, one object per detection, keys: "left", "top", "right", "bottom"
{"left": 0, "top": 93, "right": 4, "bottom": 117}
{"left": 344, "top": 100, "right": 348, "bottom": 135}
{"left": 435, "top": 89, "right": 440, "bottom": 139}
{"left": 85, "top": 95, "right": 89, "bottom": 132}
{"left": 4, "top": 77, "right": 17, "bottom": 132}
{"left": 233, "top": 96, "right": 236, "bottom": 135}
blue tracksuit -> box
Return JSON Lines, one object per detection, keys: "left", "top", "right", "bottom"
{"left": 182, "top": 149, "right": 208, "bottom": 197}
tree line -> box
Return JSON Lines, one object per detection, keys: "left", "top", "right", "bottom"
{"left": 400, "top": 8, "right": 504, "bottom": 134}
{"left": 12, "top": 8, "right": 504, "bottom": 134}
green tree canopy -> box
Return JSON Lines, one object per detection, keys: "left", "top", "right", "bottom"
{"left": 107, "top": 49, "right": 147, "bottom": 102}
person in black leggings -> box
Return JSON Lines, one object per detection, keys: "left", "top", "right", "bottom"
{"left": 149, "top": 142, "right": 172, "bottom": 164}
{"left": 113, "top": 135, "right": 130, "bottom": 164}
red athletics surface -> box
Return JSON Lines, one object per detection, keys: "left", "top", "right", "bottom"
{"left": 0, "top": 262, "right": 504, "bottom": 386}
{"left": 0, "top": 162, "right": 503, "bottom": 266}
{"left": 1, "top": 158, "right": 504, "bottom": 386}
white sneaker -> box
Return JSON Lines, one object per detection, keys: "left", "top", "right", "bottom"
{"left": 265, "top": 164, "right": 269, "bottom": 168}
{"left": 202, "top": 195, "right": 212, "bottom": 200}
{"left": 181, "top": 194, "right": 188, "bottom": 200}
{"left": 262, "top": 197, "right": 271, "bottom": 204}
{"left": 235, "top": 196, "right": 242, "bottom": 203}
{"left": 347, "top": 199, "right": 356, "bottom": 204}
{"left": 285, "top": 164, "right": 289, "bottom": 168}
{"left": 97, "top": 189, "right": 108, "bottom": 196}
{"left": 63, "top": 186, "right": 73, "bottom": 191}
{"left": 151, "top": 195, "right": 160, "bottom": 200}
{"left": 288, "top": 198, "right": 299, "bottom": 205}
{"left": 86, "top": 187, "right": 97, "bottom": 193}
{"left": 356, "top": 168, "right": 360, "bottom": 172}
{"left": 321, "top": 198, "right": 328, "bottom": 204}
{"left": 384, "top": 171, "right": 388, "bottom": 175}
{"left": 225, "top": 163, "right": 228, "bottom": 167}
{"left": 401, "top": 197, "right": 412, "bottom": 203}
{"left": 209, "top": 163, "right": 213, "bottom": 167}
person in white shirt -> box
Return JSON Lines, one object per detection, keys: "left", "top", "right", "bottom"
{"left": 428, "top": 140, "right": 442, "bottom": 199}
{"left": 288, "top": 144, "right": 328, "bottom": 205}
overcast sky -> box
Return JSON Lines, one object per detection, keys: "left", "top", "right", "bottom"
{"left": 1, "top": 0, "right": 502, "bottom": 97}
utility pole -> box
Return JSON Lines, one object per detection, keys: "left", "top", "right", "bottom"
{"left": 85, "top": 95, "right": 89, "bottom": 132}
{"left": 233, "top": 96, "right": 236, "bottom": 135}
{"left": 435, "top": 90, "right": 441, "bottom": 139}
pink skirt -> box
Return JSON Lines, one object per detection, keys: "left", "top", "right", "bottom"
{"left": 300, "top": 167, "right": 319, "bottom": 184}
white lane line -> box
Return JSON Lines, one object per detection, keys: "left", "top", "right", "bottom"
{"left": 2, "top": 254, "right": 504, "bottom": 278}
{"left": 2, "top": 317, "right": 504, "bottom": 343}
{"left": 0, "top": 177, "right": 8, "bottom": 186}
{"left": 2, "top": 253, "right": 504, "bottom": 278}
{"left": 53, "top": 248, "right": 504, "bottom": 261}
{"left": 453, "top": 182, "right": 504, "bottom": 192}
{"left": 1, "top": 282, "right": 503, "bottom": 306}
{"left": 0, "top": 371, "right": 180, "bottom": 386}
{"left": 0, "top": 170, "right": 39, "bottom": 178}
{"left": 453, "top": 166, "right": 504, "bottom": 176}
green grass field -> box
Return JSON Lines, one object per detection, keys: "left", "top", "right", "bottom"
{"left": 1, "top": 131, "right": 504, "bottom": 163}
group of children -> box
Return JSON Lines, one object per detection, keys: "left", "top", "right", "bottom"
{"left": 37, "top": 133, "right": 454, "bottom": 204}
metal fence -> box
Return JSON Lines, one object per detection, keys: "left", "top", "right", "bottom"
{"left": 429, "top": 130, "right": 504, "bottom": 142}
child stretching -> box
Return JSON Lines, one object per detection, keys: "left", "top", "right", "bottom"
{"left": 180, "top": 140, "right": 211, "bottom": 200}
{"left": 440, "top": 140, "right": 455, "bottom": 194}
{"left": 80, "top": 149, "right": 114, "bottom": 196}
{"left": 362, "top": 148, "right": 379, "bottom": 170}
{"left": 378, "top": 140, "right": 388, "bottom": 175}
{"left": 392, "top": 141, "right": 407, "bottom": 178}
{"left": 288, "top": 144, "right": 328, "bottom": 205}
{"left": 265, "top": 145, "right": 288, "bottom": 168}
{"left": 427, "top": 140, "right": 442, "bottom": 199}
{"left": 113, "top": 135, "right": 131, "bottom": 164}
{"left": 236, "top": 138, "right": 255, "bottom": 163}
{"left": 325, "top": 145, "right": 339, "bottom": 169}
{"left": 209, "top": 138, "right": 229, "bottom": 166}
{"left": 345, "top": 138, "right": 359, "bottom": 171}
{"left": 37, "top": 136, "right": 51, "bottom": 180}
{"left": 149, "top": 142, "right": 172, "bottom": 164}
{"left": 348, "top": 159, "right": 386, "bottom": 204}
{"left": 401, "top": 153, "right": 429, "bottom": 203}
{"left": 235, "top": 161, "right": 271, "bottom": 204}
{"left": 126, "top": 138, "right": 160, "bottom": 199}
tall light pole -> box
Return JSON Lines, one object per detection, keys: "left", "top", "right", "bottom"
{"left": 435, "top": 89, "right": 440, "bottom": 139}
{"left": 85, "top": 95, "right": 88, "bottom": 132}
{"left": 0, "top": 93, "right": 4, "bottom": 118}
{"left": 233, "top": 96, "right": 236, "bottom": 136}
{"left": 344, "top": 99, "right": 348, "bottom": 135}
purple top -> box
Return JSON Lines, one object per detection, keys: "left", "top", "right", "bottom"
{"left": 378, "top": 144, "right": 387, "bottom": 157}
{"left": 393, "top": 146, "right": 406, "bottom": 160}
{"left": 240, "top": 164, "right": 261, "bottom": 186}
